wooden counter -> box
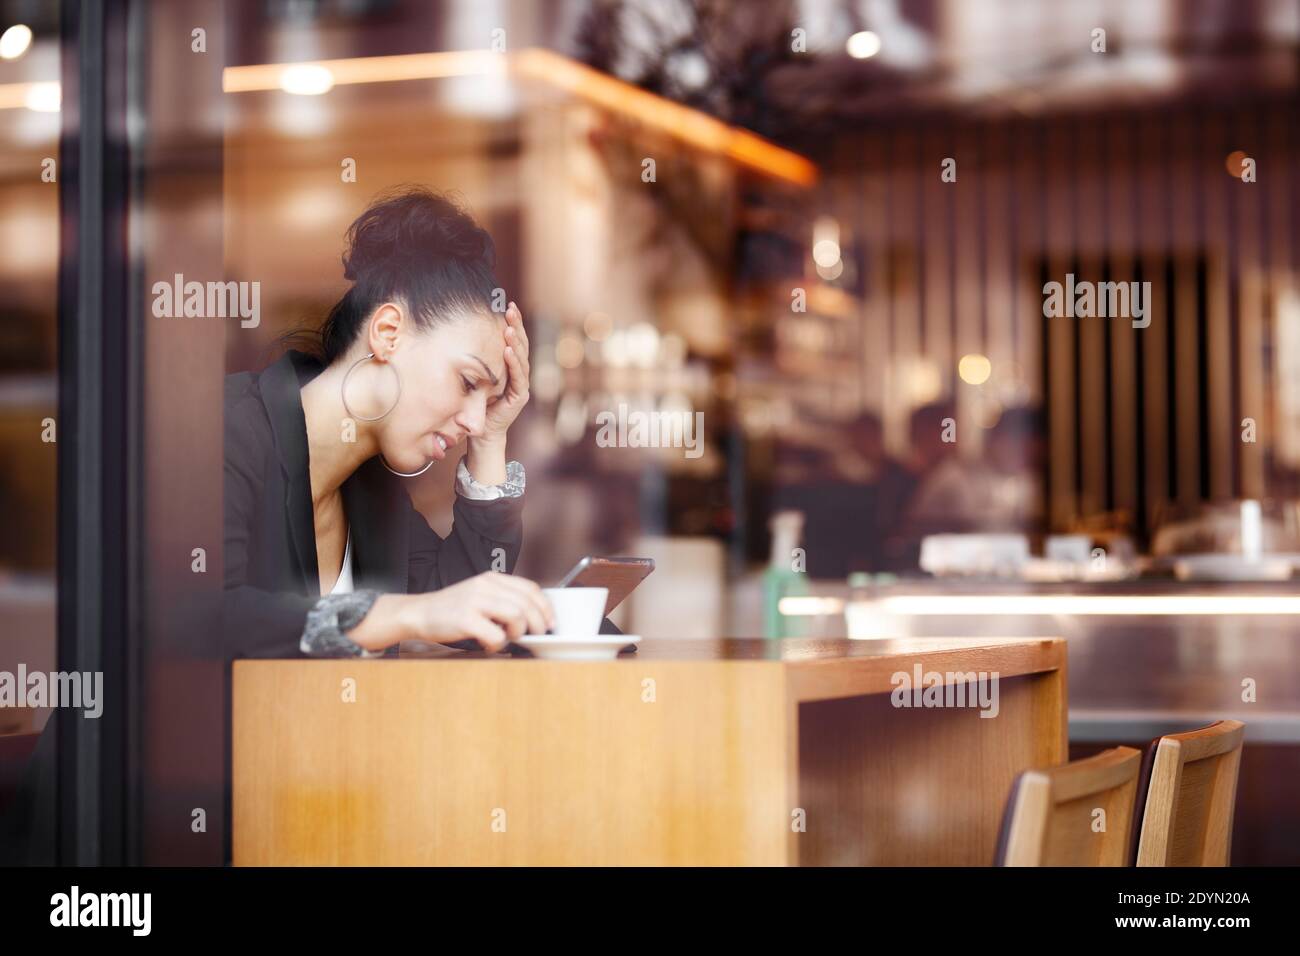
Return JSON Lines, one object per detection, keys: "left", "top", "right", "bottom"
{"left": 233, "top": 636, "right": 1066, "bottom": 865}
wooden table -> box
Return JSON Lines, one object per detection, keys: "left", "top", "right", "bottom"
{"left": 233, "top": 636, "right": 1066, "bottom": 865}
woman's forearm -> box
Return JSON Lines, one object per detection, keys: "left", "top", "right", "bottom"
{"left": 346, "top": 593, "right": 419, "bottom": 652}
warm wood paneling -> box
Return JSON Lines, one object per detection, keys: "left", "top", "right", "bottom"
{"left": 833, "top": 100, "right": 1298, "bottom": 538}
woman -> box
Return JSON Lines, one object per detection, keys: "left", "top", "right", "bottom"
{"left": 223, "top": 186, "right": 556, "bottom": 659}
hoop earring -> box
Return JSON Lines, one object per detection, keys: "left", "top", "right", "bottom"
{"left": 340, "top": 351, "right": 401, "bottom": 422}
{"left": 380, "top": 454, "right": 435, "bottom": 478}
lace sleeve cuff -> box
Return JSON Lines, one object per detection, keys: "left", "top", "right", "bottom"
{"left": 455, "top": 457, "right": 526, "bottom": 500}
{"left": 299, "top": 589, "right": 384, "bottom": 658}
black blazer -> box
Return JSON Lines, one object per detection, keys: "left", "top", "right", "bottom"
{"left": 223, "top": 350, "right": 525, "bottom": 659}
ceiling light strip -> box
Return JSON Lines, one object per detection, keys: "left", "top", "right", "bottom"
{"left": 221, "top": 48, "right": 816, "bottom": 186}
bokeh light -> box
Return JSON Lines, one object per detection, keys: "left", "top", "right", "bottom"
{"left": 958, "top": 353, "right": 992, "bottom": 385}
{"left": 846, "top": 31, "right": 882, "bottom": 60}
{"left": 0, "top": 24, "right": 33, "bottom": 60}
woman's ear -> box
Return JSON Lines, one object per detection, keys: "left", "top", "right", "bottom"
{"left": 366, "top": 303, "right": 404, "bottom": 359}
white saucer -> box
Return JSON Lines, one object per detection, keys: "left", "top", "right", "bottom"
{"left": 513, "top": 634, "right": 639, "bottom": 660}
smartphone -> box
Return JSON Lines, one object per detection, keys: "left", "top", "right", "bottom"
{"left": 556, "top": 556, "right": 655, "bottom": 617}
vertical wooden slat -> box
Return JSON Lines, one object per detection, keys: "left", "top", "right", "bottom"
{"left": 1076, "top": 116, "right": 1107, "bottom": 519}
{"left": 832, "top": 134, "right": 858, "bottom": 417}
{"left": 1268, "top": 101, "right": 1300, "bottom": 475}
{"left": 954, "top": 122, "right": 984, "bottom": 454}
{"left": 881, "top": 129, "right": 900, "bottom": 450}
{"left": 984, "top": 122, "right": 1015, "bottom": 403}
{"left": 894, "top": 127, "right": 923, "bottom": 415}
{"left": 1171, "top": 114, "right": 1202, "bottom": 507}
{"left": 1236, "top": 109, "right": 1266, "bottom": 499}
{"left": 860, "top": 139, "right": 887, "bottom": 420}
{"left": 1139, "top": 114, "right": 1170, "bottom": 533}
{"left": 1046, "top": 118, "right": 1077, "bottom": 528}
{"left": 1107, "top": 113, "right": 1139, "bottom": 522}
{"left": 921, "top": 125, "right": 951, "bottom": 403}
{"left": 1015, "top": 120, "right": 1042, "bottom": 408}
{"left": 1203, "top": 111, "right": 1234, "bottom": 500}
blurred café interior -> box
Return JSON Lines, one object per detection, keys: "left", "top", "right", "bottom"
{"left": 1, "top": 0, "right": 1299, "bottom": 864}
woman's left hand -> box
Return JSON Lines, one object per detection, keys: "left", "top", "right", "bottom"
{"left": 478, "top": 301, "right": 531, "bottom": 446}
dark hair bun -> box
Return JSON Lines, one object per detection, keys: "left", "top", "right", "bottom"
{"left": 318, "top": 186, "right": 500, "bottom": 365}
{"left": 342, "top": 186, "right": 494, "bottom": 281}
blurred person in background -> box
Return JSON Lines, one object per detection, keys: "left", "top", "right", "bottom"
{"left": 904, "top": 405, "right": 1046, "bottom": 534}
{"left": 878, "top": 401, "right": 959, "bottom": 568}
{"left": 844, "top": 412, "right": 914, "bottom": 537}
{"left": 770, "top": 412, "right": 911, "bottom": 577}
{"left": 905, "top": 402, "right": 959, "bottom": 483}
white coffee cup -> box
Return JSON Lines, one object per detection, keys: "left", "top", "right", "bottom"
{"left": 541, "top": 587, "right": 607, "bottom": 637}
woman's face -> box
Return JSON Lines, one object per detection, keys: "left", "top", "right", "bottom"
{"left": 367, "top": 306, "right": 507, "bottom": 473}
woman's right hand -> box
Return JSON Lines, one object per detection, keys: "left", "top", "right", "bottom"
{"left": 355, "top": 571, "right": 554, "bottom": 654}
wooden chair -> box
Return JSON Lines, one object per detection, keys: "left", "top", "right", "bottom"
{"left": 995, "top": 746, "right": 1141, "bottom": 866}
{"left": 1133, "top": 719, "right": 1245, "bottom": 867}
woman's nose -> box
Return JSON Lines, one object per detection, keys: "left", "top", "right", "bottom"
{"left": 457, "top": 398, "right": 486, "bottom": 437}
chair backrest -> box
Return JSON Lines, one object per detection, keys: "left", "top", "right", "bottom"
{"left": 996, "top": 746, "right": 1142, "bottom": 866}
{"left": 1135, "top": 719, "right": 1245, "bottom": 867}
